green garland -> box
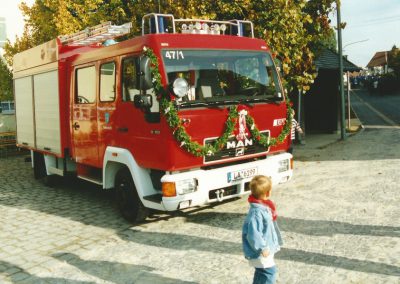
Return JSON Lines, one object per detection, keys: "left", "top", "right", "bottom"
{"left": 143, "top": 46, "right": 292, "bottom": 157}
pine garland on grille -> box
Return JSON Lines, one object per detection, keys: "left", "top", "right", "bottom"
{"left": 143, "top": 46, "right": 293, "bottom": 157}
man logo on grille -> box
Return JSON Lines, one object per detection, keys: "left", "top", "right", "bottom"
{"left": 235, "top": 147, "right": 245, "bottom": 157}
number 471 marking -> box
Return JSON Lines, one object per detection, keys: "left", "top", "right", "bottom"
{"left": 165, "top": 50, "right": 185, "bottom": 60}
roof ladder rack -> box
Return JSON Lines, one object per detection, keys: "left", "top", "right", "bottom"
{"left": 58, "top": 22, "right": 132, "bottom": 46}
{"left": 142, "top": 13, "right": 254, "bottom": 38}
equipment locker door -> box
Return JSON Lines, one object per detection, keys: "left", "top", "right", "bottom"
{"left": 72, "top": 65, "right": 100, "bottom": 167}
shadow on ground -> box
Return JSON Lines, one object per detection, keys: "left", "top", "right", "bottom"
{"left": 0, "top": 260, "right": 93, "bottom": 284}
{"left": 181, "top": 211, "right": 400, "bottom": 238}
{"left": 52, "top": 253, "right": 197, "bottom": 284}
{"left": 117, "top": 227, "right": 400, "bottom": 276}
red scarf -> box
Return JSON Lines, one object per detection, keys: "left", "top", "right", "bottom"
{"left": 248, "top": 195, "right": 277, "bottom": 221}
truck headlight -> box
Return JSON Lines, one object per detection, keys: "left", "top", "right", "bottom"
{"left": 176, "top": 178, "right": 197, "bottom": 195}
{"left": 278, "top": 159, "right": 289, "bottom": 173}
{"left": 162, "top": 178, "right": 197, "bottom": 197}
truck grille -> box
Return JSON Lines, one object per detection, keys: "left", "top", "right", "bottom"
{"left": 204, "top": 131, "right": 270, "bottom": 163}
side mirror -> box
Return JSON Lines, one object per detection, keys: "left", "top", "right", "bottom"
{"left": 139, "top": 56, "right": 153, "bottom": 90}
{"left": 134, "top": 94, "right": 152, "bottom": 109}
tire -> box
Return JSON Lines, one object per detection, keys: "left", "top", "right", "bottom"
{"left": 33, "top": 152, "right": 46, "bottom": 180}
{"left": 33, "top": 151, "right": 59, "bottom": 187}
{"left": 115, "top": 168, "right": 148, "bottom": 223}
{"left": 42, "top": 174, "right": 59, "bottom": 187}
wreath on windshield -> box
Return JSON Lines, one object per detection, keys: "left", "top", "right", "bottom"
{"left": 143, "top": 46, "right": 293, "bottom": 157}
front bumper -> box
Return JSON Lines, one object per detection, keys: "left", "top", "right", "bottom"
{"left": 161, "top": 152, "right": 293, "bottom": 211}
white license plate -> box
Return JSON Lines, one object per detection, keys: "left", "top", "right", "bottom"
{"left": 227, "top": 167, "right": 258, "bottom": 182}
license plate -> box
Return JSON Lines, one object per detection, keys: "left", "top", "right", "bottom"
{"left": 227, "top": 167, "right": 258, "bottom": 182}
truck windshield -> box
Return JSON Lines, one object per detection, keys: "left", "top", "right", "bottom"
{"left": 162, "top": 49, "right": 282, "bottom": 106}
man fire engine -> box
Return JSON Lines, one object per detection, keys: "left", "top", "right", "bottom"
{"left": 13, "top": 14, "right": 293, "bottom": 223}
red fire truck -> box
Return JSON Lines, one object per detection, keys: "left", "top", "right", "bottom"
{"left": 13, "top": 14, "right": 293, "bottom": 222}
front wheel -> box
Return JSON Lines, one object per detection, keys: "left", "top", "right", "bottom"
{"left": 115, "top": 168, "right": 148, "bottom": 223}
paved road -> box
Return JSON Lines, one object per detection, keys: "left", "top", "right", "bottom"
{"left": 350, "top": 88, "right": 400, "bottom": 127}
{"left": 1, "top": 95, "right": 400, "bottom": 283}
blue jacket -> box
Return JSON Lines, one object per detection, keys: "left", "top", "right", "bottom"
{"left": 242, "top": 202, "right": 283, "bottom": 260}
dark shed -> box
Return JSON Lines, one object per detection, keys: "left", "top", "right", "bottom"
{"left": 293, "top": 49, "right": 361, "bottom": 135}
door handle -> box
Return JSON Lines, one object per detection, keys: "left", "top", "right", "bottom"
{"left": 117, "top": 127, "right": 128, "bottom": 133}
{"left": 73, "top": 122, "right": 80, "bottom": 130}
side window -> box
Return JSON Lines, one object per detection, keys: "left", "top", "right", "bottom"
{"left": 76, "top": 66, "right": 96, "bottom": 104}
{"left": 121, "top": 57, "right": 139, "bottom": 101}
{"left": 100, "top": 62, "right": 116, "bottom": 102}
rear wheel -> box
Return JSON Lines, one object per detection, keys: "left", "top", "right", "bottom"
{"left": 32, "top": 152, "right": 59, "bottom": 187}
{"left": 115, "top": 168, "right": 148, "bottom": 223}
{"left": 33, "top": 152, "right": 46, "bottom": 180}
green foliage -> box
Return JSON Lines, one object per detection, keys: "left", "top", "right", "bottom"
{"left": 4, "top": 0, "right": 336, "bottom": 93}
{"left": 4, "top": 0, "right": 134, "bottom": 66}
{"left": 144, "top": 47, "right": 292, "bottom": 157}
{"left": 0, "top": 57, "right": 13, "bottom": 101}
{"left": 388, "top": 45, "right": 400, "bottom": 80}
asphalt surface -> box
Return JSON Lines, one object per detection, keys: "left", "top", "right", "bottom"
{"left": 350, "top": 88, "right": 400, "bottom": 127}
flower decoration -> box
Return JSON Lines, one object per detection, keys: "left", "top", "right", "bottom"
{"left": 143, "top": 46, "right": 293, "bottom": 157}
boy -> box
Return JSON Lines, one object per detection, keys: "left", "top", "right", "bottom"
{"left": 242, "top": 175, "right": 283, "bottom": 284}
{"left": 289, "top": 109, "right": 304, "bottom": 154}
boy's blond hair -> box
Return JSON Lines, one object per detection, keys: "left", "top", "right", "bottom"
{"left": 249, "top": 175, "right": 272, "bottom": 199}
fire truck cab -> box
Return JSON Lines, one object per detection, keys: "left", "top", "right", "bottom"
{"left": 13, "top": 14, "right": 293, "bottom": 222}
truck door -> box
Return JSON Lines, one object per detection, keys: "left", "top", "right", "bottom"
{"left": 97, "top": 61, "right": 117, "bottom": 163}
{"left": 72, "top": 64, "right": 100, "bottom": 167}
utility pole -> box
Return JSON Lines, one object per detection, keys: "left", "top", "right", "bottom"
{"left": 347, "top": 71, "right": 351, "bottom": 130}
{"left": 337, "top": 1, "right": 346, "bottom": 140}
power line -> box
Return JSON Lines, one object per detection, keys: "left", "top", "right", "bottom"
{"left": 362, "top": 15, "right": 400, "bottom": 24}
{"left": 348, "top": 18, "right": 400, "bottom": 29}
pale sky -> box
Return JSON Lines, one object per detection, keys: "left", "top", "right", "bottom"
{"left": 1, "top": 0, "right": 35, "bottom": 43}
{"left": 1, "top": 0, "right": 400, "bottom": 67}
{"left": 336, "top": 0, "right": 400, "bottom": 67}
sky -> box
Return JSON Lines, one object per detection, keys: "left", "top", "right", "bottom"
{"left": 334, "top": 0, "right": 400, "bottom": 67}
{"left": 1, "top": 0, "right": 400, "bottom": 67}
{"left": 1, "top": 0, "right": 34, "bottom": 39}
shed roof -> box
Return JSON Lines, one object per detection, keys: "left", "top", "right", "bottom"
{"left": 315, "top": 49, "right": 361, "bottom": 71}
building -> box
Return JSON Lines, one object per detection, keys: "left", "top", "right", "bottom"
{"left": 366, "top": 51, "right": 391, "bottom": 74}
{"left": 0, "top": 17, "right": 6, "bottom": 48}
{"left": 291, "top": 49, "right": 360, "bottom": 134}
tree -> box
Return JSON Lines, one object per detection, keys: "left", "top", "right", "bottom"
{"left": 0, "top": 57, "right": 13, "bottom": 101}
{"left": 3, "top": 26, "right": 34, "bottom": 67}
{"left": 3, "top": 0, "right": 129, "bottom": 66}
{"left": 4, "top": 0, "right": 336, "bottom": 92}
{"left": 388, "top": 45, "right": 400, "bottom": 79}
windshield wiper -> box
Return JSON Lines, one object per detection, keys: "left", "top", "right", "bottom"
{"left": 177, "top": 99, "right": 240, "bottom": 109}
{"left": 207, "top": 99, "right": 240, "bottom": 106}
{"left": 239, "top": 96, "right": 283, "bottom": 105}
{"left": 177, "top": 97, "right": 283, "bottom": 109}
{"left": 177, "top": 101, "right": 209, "bottom": 108}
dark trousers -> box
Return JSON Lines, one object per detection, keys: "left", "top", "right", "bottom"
{"left": 253, "top": 266, "right": 277, "bottom": 284}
